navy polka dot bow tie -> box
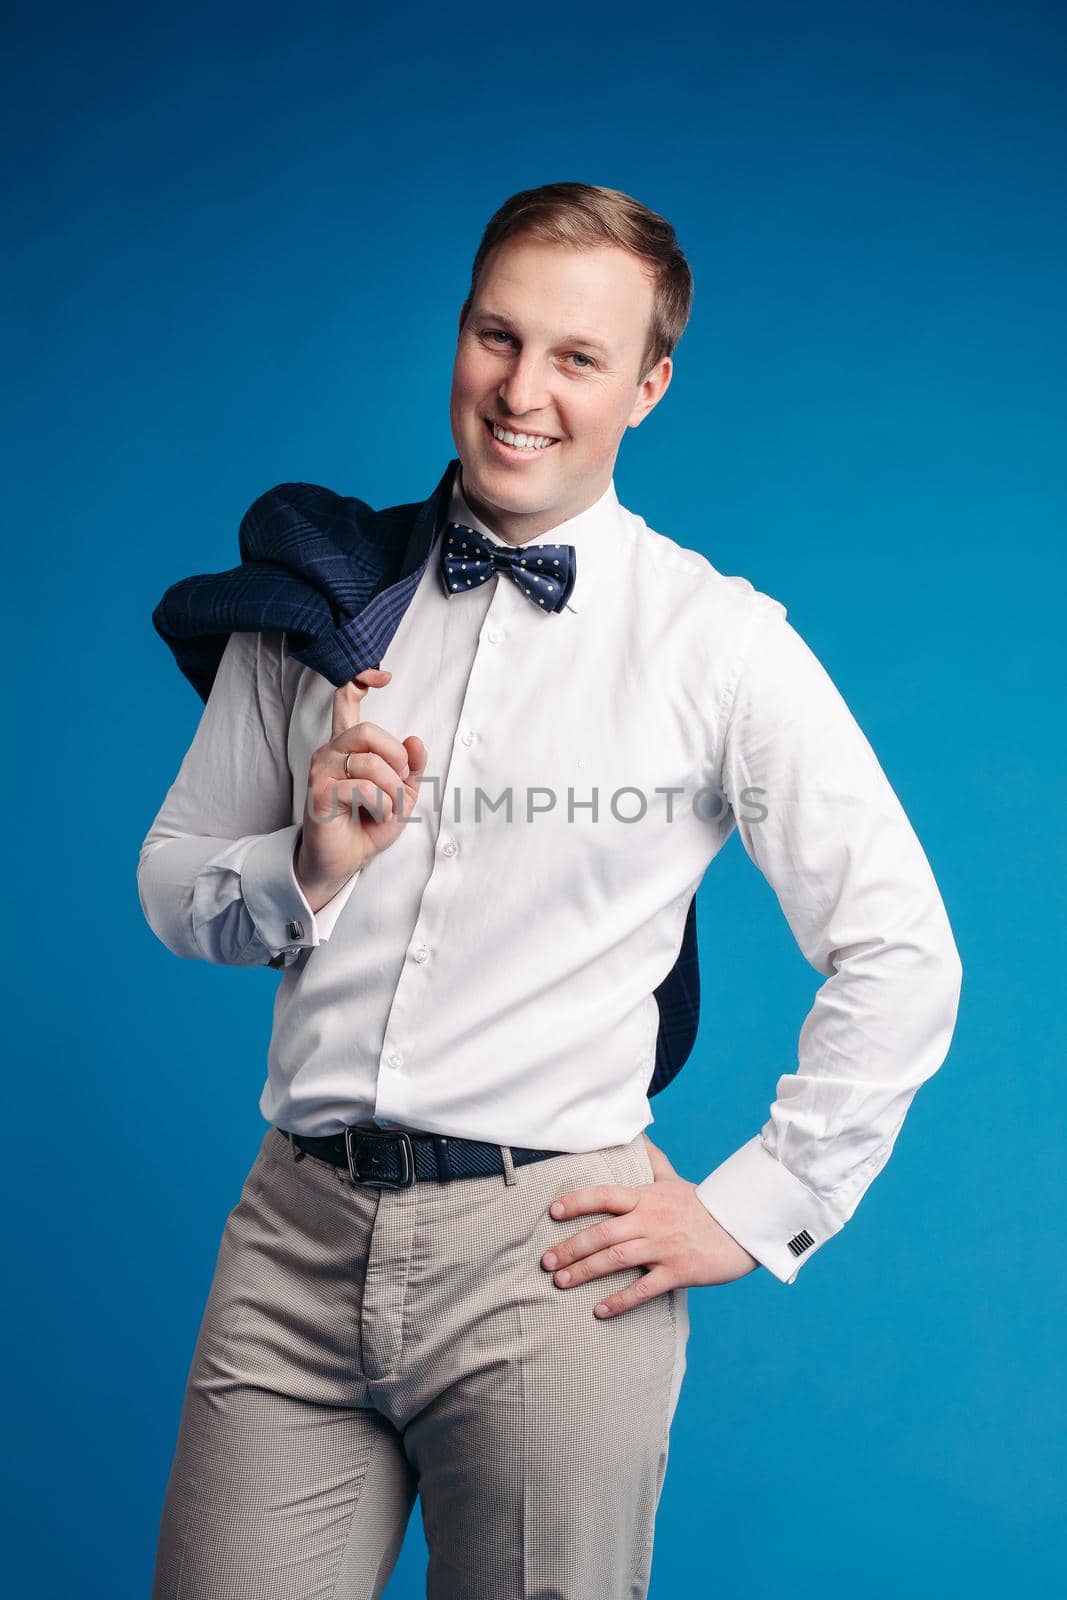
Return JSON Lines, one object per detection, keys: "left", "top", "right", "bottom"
{"left": 439, "top": 522, "right": 577, "bottom": 615}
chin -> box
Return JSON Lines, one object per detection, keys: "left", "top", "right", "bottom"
{"left": 465, "top": 478, "right": 538, "bottom": 517}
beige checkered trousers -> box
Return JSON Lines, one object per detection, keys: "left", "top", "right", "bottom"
{"left": 150, "top": 1124, "right": 690, "bottom": 1599}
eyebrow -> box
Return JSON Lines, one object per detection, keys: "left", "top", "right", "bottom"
{"left": 473, "top": 309, "right": 612, "bottom": 358}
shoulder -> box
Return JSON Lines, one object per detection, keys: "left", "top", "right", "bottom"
{"left": 238, "top": 481, "right": 377, "bottom": 560}
{"left": 617, "top": 500, "right": 788, "bottom": 640}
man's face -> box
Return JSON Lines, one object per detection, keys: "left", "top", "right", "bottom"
{"left": 449, "top": 236, "right": 672, "bottom": 543}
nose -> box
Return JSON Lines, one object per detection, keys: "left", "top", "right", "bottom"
{"left": 497, "top": 350, "right": 551, "bottom": 420}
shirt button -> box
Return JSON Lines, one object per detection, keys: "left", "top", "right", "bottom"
{"left": 487, "top": 628, "right": 503, "bottom": 644}
{"left": 460, "top": 730, "right": 475, "bottom": 746}
{"left": 387, "top": 1050, "right": 403, "bottom": 1069}
{"left": 413, "top": 943, "right": 430, "bottom": 963}
{"left": 440, "top": 836, "right": 458, "bottom": 857}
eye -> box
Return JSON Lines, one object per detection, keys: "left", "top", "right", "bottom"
{"left": 570, "top": 352, "right": 594, "bottom": 369}
{"left": 481, "top": 328, "right": 514, "bottom": 346}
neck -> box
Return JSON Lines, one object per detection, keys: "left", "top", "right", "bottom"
{"left": 458, "top": 466, "right": 611, "bottom": 546}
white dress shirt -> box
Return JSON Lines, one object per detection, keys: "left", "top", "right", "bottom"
{"left": 138, "top": 470, "right": 963, "bottom": 1283}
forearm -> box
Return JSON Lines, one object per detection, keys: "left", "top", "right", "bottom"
{"left": 137, "top": 825, "right": 309, "bottom": 966}
{"left": 137, "top": 630, "right": 359, "bottom": 969}
{"left": 697, "top": 594, "right": 963, "bottom": 1281}
{"left": 697, "top": 898, "right": 962, "bottom": 1282}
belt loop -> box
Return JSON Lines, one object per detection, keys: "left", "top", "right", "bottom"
{"left": 500, "top": 1145, "right": 518, "bottom": 1186}
{"left": 431, "top": 1134, "right": 454, "bottom": 1184}
{"left": 286, "top": 1130, "right": 306, "bottom": 1163}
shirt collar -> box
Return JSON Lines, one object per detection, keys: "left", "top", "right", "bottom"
{"left": 444, "top": 469, "right": 618, "bottom": 615}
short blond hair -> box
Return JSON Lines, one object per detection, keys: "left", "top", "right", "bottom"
{"left": 459, "top": 181, "right": 693, "bottom": 383}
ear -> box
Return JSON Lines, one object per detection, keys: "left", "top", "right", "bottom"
{"left": 626, "top": 356, "right": 673, "bottom": 430}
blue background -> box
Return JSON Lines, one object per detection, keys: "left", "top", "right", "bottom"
{"left": 6, "top": 0, "right": 1065, "bottom": 1595}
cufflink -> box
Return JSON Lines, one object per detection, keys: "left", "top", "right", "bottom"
{"left": 787, "top": 1228, "right": 815, "bottom": 1259}
{"left": 286, "top": 918, "right": 305, "bottom": 941}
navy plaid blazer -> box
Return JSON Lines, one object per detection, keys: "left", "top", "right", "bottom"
{"left": 153, "top": 458, "right": 700, "bottom": 1097}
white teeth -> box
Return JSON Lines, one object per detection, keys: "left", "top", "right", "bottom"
{"left": 490, "top": 422, "right": 555, "bottom": 451}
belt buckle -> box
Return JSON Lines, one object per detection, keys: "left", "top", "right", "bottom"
{"left": 344, "top": 1127, "right": 415, "bottom": 1189}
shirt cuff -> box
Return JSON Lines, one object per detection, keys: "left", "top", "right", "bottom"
{"left": 240, "top": 823, "right": 360, "bottom": 954}
{"left": 694, "top": 1134, "right": 846, "bottom": 1285}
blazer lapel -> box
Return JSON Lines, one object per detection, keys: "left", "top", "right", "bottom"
{"left": 312, "top": 457, "right": 460, "bottom": 683}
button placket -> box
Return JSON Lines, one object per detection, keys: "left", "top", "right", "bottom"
{"left": 374, "top": 577, "right": 504, "bottom": 1114}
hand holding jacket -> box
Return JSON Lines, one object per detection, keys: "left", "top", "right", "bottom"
{"left": 295, "top": 668, "right": 429, "bottom": 911}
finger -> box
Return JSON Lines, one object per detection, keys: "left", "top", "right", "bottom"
{"left": 642, "top": 1136, "right": 678, "bottom": 1181}
{"left": 328, "top": 749, "right": 409, "bottom": 797}
{"left": 593, "top": 1267, "right": 675, "bottom": 1320}
{"left": 544, "top": 1227, "right": 645, "bottom": 1281}
{"left": 331, "top": 667, "right": 391, "bottom": 740}
{"left": 331, "top": 721, "right": 412, "bottom": 784}
{"left": 306, "top": 776, "right": 395, "bottom": 826}
{"left": 541, "top": 1215, "right": 623, "bottom": 1269}
{"left": 403, "top": 735, "right": 429, "bottom": 782}
{"left": 547, "top": 1184, "right": 633, "bottom": 1224}
{"left": 347, "top": 778, "right": 395, "bottom": 825}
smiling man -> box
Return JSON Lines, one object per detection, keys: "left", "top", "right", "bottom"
{"left": 142, "top": 182, "right": 962, "bottom": 1599}
{"left": 452, "top": 234, "right": 669, "bottom": 538}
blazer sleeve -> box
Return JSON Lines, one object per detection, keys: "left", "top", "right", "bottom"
{"left": 136, "top": 629, "right": 360, "bottom": 969}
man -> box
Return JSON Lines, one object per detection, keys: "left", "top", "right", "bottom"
{"left": 140, "top": 182, "right": 962, "bottom": 1599}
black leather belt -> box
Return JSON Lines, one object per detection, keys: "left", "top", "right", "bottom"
{"left": 282, "top": 1124, "right": 568, "bottom": 1190}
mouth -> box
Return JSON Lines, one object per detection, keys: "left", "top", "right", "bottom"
{"left": 482, "top": 416, "right": 561, "bottom": 459}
